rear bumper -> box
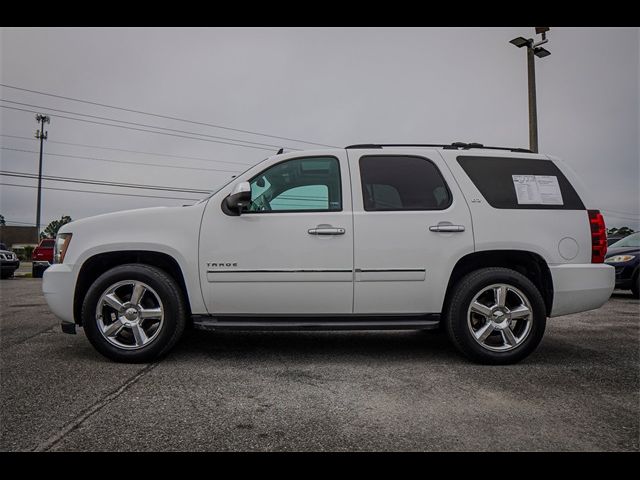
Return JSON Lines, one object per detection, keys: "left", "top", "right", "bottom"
{"left": 549, "top": 263, "right": 615, "bottom": 317}
{"left": 42, "top": 263, "right": 76, "bottom": 327}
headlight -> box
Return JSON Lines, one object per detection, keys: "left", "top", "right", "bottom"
{"left": 54, "top": 233, "right": 72, "bottom": 264}
{"left": 605, "top": 254, "right": 635, "bottom": 263}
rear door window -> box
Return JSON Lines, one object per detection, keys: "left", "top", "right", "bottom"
{"left": 457, "top": 156, "right": 585, "bottom": 210}
{"left": 359, "top": 155, "right": 452, "bottom": 211}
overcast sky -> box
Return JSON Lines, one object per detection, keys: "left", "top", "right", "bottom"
{"left": 1, "top": 27, "right": 638, "bottom": 230}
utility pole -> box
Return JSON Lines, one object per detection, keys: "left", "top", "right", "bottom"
{"left": 35, "top": 114, "right": 50, "bottom": 241}
{"left": 510, "top": 27, "right": 551, "bottom": 153}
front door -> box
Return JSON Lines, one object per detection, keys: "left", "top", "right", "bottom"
{"left": 199, "top": 152, "right": 354, "bottom": 315}
{"left": 348, "top": 148, "right": 474, "bottom": 314}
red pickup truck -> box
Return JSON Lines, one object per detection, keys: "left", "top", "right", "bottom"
{"left": 32, "top": 238, "right": 55, "bottom": 278}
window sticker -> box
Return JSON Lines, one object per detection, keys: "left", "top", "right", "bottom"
{"left": 512, "top": 175, "right": 564, "bottom": 205}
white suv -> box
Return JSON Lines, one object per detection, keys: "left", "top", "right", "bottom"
{"left": 42, "top": 143, "right": 615, "bottom": 364}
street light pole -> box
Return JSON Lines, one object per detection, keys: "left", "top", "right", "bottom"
{"left": 35, "top": 114, "right": 50, "bottom": 241}
{"left": 510, "top": 27, "right": 551, "bottom": 154}
{"left": 527, "top": 45, "right": 538, "bottom": 153}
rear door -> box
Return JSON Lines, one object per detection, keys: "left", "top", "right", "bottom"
{"left": 348, "top": 148, "right": 474, "bottom": 314}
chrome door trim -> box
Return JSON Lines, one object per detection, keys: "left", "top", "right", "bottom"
{"left": 206, "top": 268, "right": 353, "bottom": 283}
{"left": 354, "top": 268, "right": 426, "bottom": 282}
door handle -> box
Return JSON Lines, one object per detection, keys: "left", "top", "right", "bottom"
{"left": 429, "top": 224, "right": 465, "bottom": 232}
{"left": 308, "top": 226, "right": 346, "bottom": 235}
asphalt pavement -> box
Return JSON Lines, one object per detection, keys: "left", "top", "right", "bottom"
{"left": 1, "top": 277, "right": 638, "bottom": 451}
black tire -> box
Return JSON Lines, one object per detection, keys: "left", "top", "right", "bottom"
{"left": 444, "top": 267, "right": 547, "bottom": 365}
{"left": 32, "top": 266, "right": 42, "bottom": 278}
{"left": 82, "top": 263, "right": 187, "bottom": 363}
{"left": 1, "top": 271, "right": 12, "bottom": 279}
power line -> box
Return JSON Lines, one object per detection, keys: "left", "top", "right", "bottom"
{"left": 0, "top": 134, "right": 255, "bottom": 167}
{"left": 1, "top": 147, "right": 242, "bottom": 174}
{"left": 600, "top": 208, "right": 639, "bottom": 217}
{"left": 0, "top": 182, "right": 200, "bottom": 201}
{"left": 0, "top": 83, "right": 337, "bottom": 148}
{"left": 0, "top": 98, "right": 288, "bottom": 150}
{"left": 1, "top": 98, "right": 297, "bottom": 151}
{"left": 2, "top": 219, "right": 38, "bottom": 226}
{"left": 601, "top": 211, "right": 640, "bottom": 221}
{"left": 0, "top": 105, "right": 276, "bottom": 152}
{"left": 0, "top": 170, "right": 210, "bottom": 195}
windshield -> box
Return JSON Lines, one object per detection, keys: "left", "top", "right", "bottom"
{"left": 610, "top": 232, "right": 640, "bottom": 249}
{"left": 0, "top": 243, "right": 6, "bottom": 250}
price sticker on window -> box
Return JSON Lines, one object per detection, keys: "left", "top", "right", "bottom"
{"left": 512, "top": 175, "right": 563, "bottom": 205}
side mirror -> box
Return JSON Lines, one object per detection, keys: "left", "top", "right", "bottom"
{"left": 223, "top": 181, "right": 251, "bottom": 216}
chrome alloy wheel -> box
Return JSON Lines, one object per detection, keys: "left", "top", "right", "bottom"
{"left": 95, "top": 280, "right": 164, "bottom": 350}
{"left": 466, "top": 283, "right": 533, "bottom": 352}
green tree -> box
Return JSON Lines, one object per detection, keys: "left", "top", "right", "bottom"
{"left": 616, "top": 226, "right": 635, "bottom": 237}
{"left": 607, "top": 226, "right": 635, "bottom": 237}
{"left": 41, "top": 215, "right": 72, "bottom": 239}
{"left": 0, "top": 214, "right": 5, "bottom": 226}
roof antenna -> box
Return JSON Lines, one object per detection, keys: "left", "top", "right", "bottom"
{"left": 276, "top": 148, "right": 284, "bottom": 155}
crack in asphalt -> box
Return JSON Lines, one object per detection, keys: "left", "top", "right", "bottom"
{"left": 0, "top": 325, "right": 59, "bottom": 350}
{"left": 32, "top": 362, "right": 157, "bottom": 452}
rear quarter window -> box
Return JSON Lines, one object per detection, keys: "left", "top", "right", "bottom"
{"left": 456, "top": 156, "right": 585, "bottom": 210}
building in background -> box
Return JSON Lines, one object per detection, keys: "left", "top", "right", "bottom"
{"left": 0, "top": 226, "right": 38, "bottom": 255}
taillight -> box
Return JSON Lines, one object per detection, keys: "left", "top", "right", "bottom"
{"left": 588, "top": 210, "right": 607, "bottom": 263}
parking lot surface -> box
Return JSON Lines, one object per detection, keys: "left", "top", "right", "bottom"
{"left": 1, "top": 278, "right": 638, "bottom": 451}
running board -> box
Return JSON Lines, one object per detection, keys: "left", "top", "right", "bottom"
{"left": 191, "top": 315, "right": 440, "bottom": 331}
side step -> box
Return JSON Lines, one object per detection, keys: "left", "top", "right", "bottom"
{"left": 191, "top": 315, "right": 440, "bottom": 331}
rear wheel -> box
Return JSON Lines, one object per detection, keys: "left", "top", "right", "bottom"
{"left": 82, "top": 264, "right": 187, "bottom": 363}
{"left": 445, "top": 267, "right": 546, "bottom": 365}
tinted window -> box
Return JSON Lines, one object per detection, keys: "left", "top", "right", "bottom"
{"left": 359, "top": 155, "right": 451, "bottom": 211}
{"left": 457, "top": 156, "right": 584, "bottom": 210}
{"left": 247, "top": 156, "right": 341, "bottom": 213}
{"left": 41, "top": 239, "right": 55, "bottom": 247}
{"left": 271, "top": 185, "right": 329, "bottom": 211}
{"left": 610, "top": 232, "right": 640, "bottom": 248}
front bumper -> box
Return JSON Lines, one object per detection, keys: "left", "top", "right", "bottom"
{"left": 610, "top": 264, "right": 638, "bottom": 289}
{"left": 1, "top": 260, "right": 20, "bottom": 272}
{"left": 42, "top": 263, "right": 76, "bottom": 328}
{"left": 549, "top": 263, "right": 615, "bottom": 317}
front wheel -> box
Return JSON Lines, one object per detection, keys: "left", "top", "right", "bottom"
{"left": 82, "top": 264, "right": 187, "bottom": 363}
{"left": 445, "top": 267, "right": 547, "bottom": 365}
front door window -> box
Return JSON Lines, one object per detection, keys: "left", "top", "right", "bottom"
{"left": 247, "top": 156, "right": 342, "bottom": 213}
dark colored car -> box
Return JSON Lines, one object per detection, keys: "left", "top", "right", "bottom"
{"left": 32, "top": 238, "right": 55, "bottom": 278}
{"left": 605, "top": 232, "right": 639, "bottom": 297}
{"left": 0, "top": 242, "right": 20, "bottom": 279}
{"left": 607, "top": 236, "right": 623, "bottom": 246}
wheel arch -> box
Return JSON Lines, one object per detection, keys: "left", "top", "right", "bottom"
{"left": 73, "top": 250, "right": 191, "bottom": 325}
{"left": 443, "top": 250, "right": 554, "bottom": 317}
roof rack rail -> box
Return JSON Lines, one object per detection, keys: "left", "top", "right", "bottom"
{"left": 345, "top": 142, "right": 531, "bottom": 153}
